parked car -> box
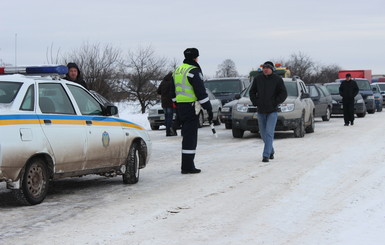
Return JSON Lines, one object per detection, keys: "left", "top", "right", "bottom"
{"left": 0, "top": 65, "right": 151, "bottom": 205}
{"left": 231, "top": 77, "right": 315, "bottom": 138}
{"left": 370, "top": 83, "right": 384, "bottom": 111}
{"left": 306, "top": 83, "right": 333, "bottom": 121}
{"left": 371, "top": 82, "right": 385, "bottom": 106}
{"left": 220, "top": 88, "right": 248, "bottom": 129}
{"left": 324, "top": 82, "right": 366, "bottom": 117}
{"left": 148, "top": 88, "right": 222, "bottom": 129}
{"left": 204, "top": 77, "right": 250, "bottom": 105}
{"left": 336, "top": 78, "right": 376, "bottom": 114}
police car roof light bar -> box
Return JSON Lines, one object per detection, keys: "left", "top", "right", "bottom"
{"left": 0, "top": 65, "right": 68, "bottom": 75}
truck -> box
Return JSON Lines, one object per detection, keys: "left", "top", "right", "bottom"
{"left": 338, "top": 70, "right": 372, "bottom": 83}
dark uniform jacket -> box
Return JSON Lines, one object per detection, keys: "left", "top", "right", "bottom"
{"left": 249, "top": 73, "right": 287, "bottom": 113}
{"left": 170, "top": 59, "right": 212, "bottom": 111}
{"left": 339, "top": 80, "right": 359, "bottom": 100}
{"left": 157, "top": 73, "right": 173, "bottom": 108}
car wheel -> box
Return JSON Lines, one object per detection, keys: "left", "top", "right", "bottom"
{"left": 293, "top": 115, "right": 305, "bottom": 138}
{"left": 322, "top": 107, "right": 331, "bottom": 121}
{"left": 198, "top": 112, "right": 204, "bottom": 128}
{"left": 305, "top": 113, "right": 315, "bottom": 133}
{"left": 123, "top": 141, "right": 140, "bottom": 184}
{"left": 150, "top": 124, "right": 159, "bottom": 130}
{"left": 13, "top": 158, "right": 49, "bottom": 205}
{"left": 368, "top": 109, "right": 375, "bottom": 114}
{"left": 232, "top": 127, "right": 244, "bottom": 138}
{"left": 225, "top": 122, "right": 232, "bottom": 129}
{"left": 356, "top": 112, "right": 366, "bottom": 118}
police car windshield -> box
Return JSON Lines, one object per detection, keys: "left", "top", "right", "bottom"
{"left": 205, "top": 80, "right": 242, "bottom": 94}
{"left": 0, "top": 82, "right": 23, "bottom": 103}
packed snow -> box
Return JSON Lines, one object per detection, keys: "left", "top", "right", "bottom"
{"left": 1, "top": 102, "right": 385, "bottom": 245}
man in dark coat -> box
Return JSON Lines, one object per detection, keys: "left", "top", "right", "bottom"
{"left": 170, "top": 48, "right": 213, "bottom": 174}
{"left": 64, "top": 62, "right": 88, "bottom": 89}
{"left": 157, "top": 72, "right": 177, "bottom": 136}
{"left": 339, "top": 73, "right": 359, "bottom": 126}
{"left": 249, "top": 61, "right": 287, "bottom": 162}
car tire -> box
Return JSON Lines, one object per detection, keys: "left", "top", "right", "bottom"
{"left": 198, "top": 112, "right": 204, "bottom": 128}
{"left": 150, "top": 124, "right": 159, "bottom": 130}
{"left": 123, "top": 141, "right": 140, "bottom": 184}
{"left": 232, "top": 127, "right": 244, "bottom": 138}
{"left": 294, "top": 115, "right": 305, "bottom": 138}
{"left": 13, "top": 158, "right": 49, "bottom": 205}
{"left": 368, "top": 109, "right": 375, "bottom": 114}
{"left": 356, "top": 112, "right": 366, "bottom": 118}
{"left": 322, "top": 107, "right": 331, "bottom": 121}
{"left": 225, "top": 122, "right": 232, "bottom": 129}
{"left": 305, "top": 113, "right": 315, "bottom": 133}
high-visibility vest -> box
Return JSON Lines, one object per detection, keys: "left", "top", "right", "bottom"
{"left": 173, "top": 64, "right": 198, "bottom": 102}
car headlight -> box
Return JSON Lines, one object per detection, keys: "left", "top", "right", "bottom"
{"left": 367, "top": 95, "right": 374, "bottom": 100}
{"left": 279, "top": 103, "right": 295, "bottom": 112}
{"left": 236, "top": 104, "right": 249, "bottom": 113}
{"left": 356, "top": 99, "right": 364, "bottom": 103}
{"left": 148, "top": 109, "right": 158, "bottom": 115}
{"left": 222, "top": 107, "right": 231, "bottom": 113}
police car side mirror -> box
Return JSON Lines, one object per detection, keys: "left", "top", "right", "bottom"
{"left": 105, "top": 105, "right": 118, "bottom": 116}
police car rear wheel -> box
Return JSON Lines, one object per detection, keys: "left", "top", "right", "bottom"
{"left": 123, "top": 142, "right": 140, "bottom": 184}
{"left": 14, "top": 158, "right": 49, "bottom": 205}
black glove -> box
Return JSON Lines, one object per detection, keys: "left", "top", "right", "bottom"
{"left": 207, "top": 110, "right": 213, "bottom": 123}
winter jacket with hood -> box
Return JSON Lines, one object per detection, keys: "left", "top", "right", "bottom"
{"left": 64, "top": 63, "right": 88, "bottom": 89}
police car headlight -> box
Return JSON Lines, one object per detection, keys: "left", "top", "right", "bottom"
{"left": 236, "top": 104, "right": 249, "bottom": 113}
{"left": 222, "top": 107, "right": 231, "bottom": 113}
{"left": 148, "top": 109, "right": 158, "bottom": 115}
{"left": 279, "top": 103, "right": 295, "bottom": 112}
{"left": 367, "top": 95, "right": 374, "bottom": 100}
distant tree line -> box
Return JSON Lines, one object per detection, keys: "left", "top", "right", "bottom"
{"left": 43, "top": 44, "right": 340, "bottom": 113}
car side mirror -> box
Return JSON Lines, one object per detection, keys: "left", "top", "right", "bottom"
{"left": 105, "top": 105, "right": 118, "bottom": 116}
{"left": 372, "top": 87, "right": 377, "bottom": 92}
{"left": 234, "top": 93, "right": 241, "bottom": 99}
{"left": 301, "top": 92, "right": 310, "bottom": 99}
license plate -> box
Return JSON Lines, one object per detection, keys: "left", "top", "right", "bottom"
{"left": 160, "top": 116, "right": 165, "bottom": 120}
{"left": 252, "top": 113, "right": 258, "bottom": 119}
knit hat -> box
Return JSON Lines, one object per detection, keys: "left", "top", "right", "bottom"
{"left": 67, "top": 62, "right": 80, "bottom": 72}
{"left": 184, "top": 48, "right": 199, "bottom": 59}
{"left": 262, "top": 61, "right": 275, "bottom": 70}
{"left": 346, "top": 73, "right": 351, "bottom": 77}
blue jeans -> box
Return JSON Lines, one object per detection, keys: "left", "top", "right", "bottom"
{"left": 163, "top": 107, "right": 173, "bottom": 132}
{"left": 257, "top": 112, "right": 278, "bottom": 158}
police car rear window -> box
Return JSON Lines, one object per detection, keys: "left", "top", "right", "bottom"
{"left": 0, "top": 81, "right": 23, "bottom": 103}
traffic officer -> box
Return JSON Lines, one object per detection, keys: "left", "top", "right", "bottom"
{"left": 171, "top": 48, "right": 213, "bottom": 174}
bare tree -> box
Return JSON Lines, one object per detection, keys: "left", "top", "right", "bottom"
{"left": 45, "top": 43, "right": 61, "bottom": 64}
{"left": 285, "top": 52, "right": 315, "bottom": 83}
{"left": 216, "top": 59, "right": 239, "bottom": 77}
{"left": 62, "top": 42, "right": 123, "bottom": 100}
{"left": 310, "top": 64, "right": 341, "bottom": 84}
{"left": 120, "top": 46, "right": 167, "bottom": 113}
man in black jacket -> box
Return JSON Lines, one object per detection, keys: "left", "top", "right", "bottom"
{"left": 339, "top": 73, "right": 359, "bottom": 126}
{"left": 64, "top": 62, "right": 88, "bottom": 89}
{"left": 157, "top": 72, "right": 177, "bottom": 136}
{"left": 171, "top": 48, "right": 213, "bottom": 174}
{"left": 249, "top": 61, "right": 287, "bottom": 162}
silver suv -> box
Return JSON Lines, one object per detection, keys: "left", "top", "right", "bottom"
{"left": 232, "top": 77, "right": 315, "bottom": 138}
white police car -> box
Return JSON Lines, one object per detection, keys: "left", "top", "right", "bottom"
{"left": 0, "top": 65, "right": 151, "bottom": 205}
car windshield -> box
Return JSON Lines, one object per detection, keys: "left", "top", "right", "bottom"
{"left": 205, "top": 80, "right": 242, "bottom": 94}
{"left": 355, "top": 79, "right": 371, "bottom": 90}
{"left": 325, "top": 84, "right": 339, "bottom": 95}
{"left": 284, "top": 82, "right": 298, "bottom": 97}
{"left": 0, "top": 82, "right": 23, "bottom": 103}
{"left": 377, "top": 83, "right": 385, "bottom": 90}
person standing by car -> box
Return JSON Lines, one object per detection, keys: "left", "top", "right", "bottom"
{"left": 249, "top": 61, "right": 287, "bottom": 163}
{"left": 64, "top": 62, "right": 88, "bottom": 89}
{"left": 339, "top": 73, "right": 359, "bottom": 126}
{"left": 157, "top": 72, "right": 177, "bottom": 136}
{"left": 171, "top": 48, "right": 213, "bottom": 174}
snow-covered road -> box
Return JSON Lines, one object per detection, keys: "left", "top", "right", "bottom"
{"left": 1, "top": 112, "right": 385, "bottom": 245}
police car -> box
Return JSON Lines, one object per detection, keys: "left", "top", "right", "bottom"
{"left": 0, "top": 65, "right": 151, "bottom": 205}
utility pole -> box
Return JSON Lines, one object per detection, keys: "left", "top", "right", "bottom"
{"left": 15, "top": 33, "right": 17, "bottom": 66}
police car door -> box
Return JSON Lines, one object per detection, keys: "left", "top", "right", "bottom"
{"left": 67, "top": 85, "right": 125, "bottom": 169}
{"left": 38, "top": 82, "right": 87, "bottom": 173}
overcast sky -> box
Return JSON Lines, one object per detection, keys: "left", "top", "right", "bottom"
{"left": 1, "top": 0, "right": 385, "bottom": 77}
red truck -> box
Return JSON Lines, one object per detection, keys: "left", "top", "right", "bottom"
{"left": 338, "top": 70, "right": 372, "bottom": 83}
